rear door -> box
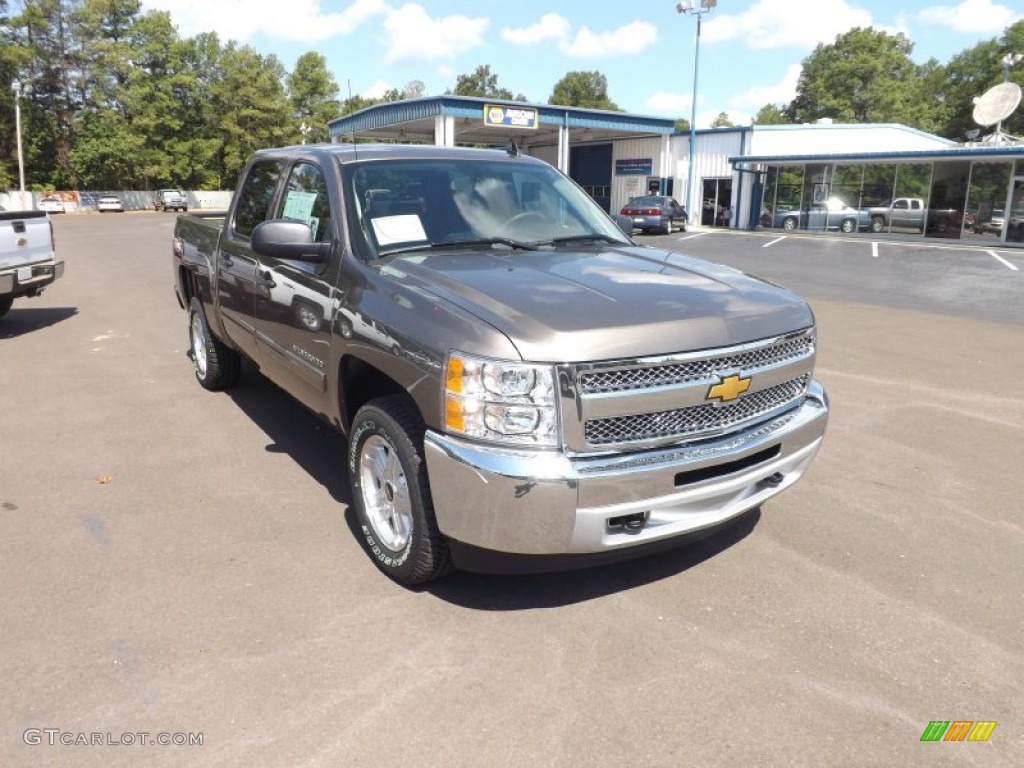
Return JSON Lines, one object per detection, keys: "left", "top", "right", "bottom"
{"left": 215, "top": 158, "right": 284, "bottom": 362}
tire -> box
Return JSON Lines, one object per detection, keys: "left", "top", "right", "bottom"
{"left": 349, "top": 395, "right": 452, "bottom": 585}
{"left": 188, "top": 295, "right": 240, "bottom": 391}
{"left": 0, "top": 295, "right": 13, "bottom": 318}
{"left": 783, "top": 217, "right": 797, "bottom": 232}
{"left": 840, "top": 218, "right": 856, "bottom": 234}
{"left": 663, "top": 218, "right": 673, "bottom": 235}
{"left": 871, "top": 216, "right": 885, "bottom": 233}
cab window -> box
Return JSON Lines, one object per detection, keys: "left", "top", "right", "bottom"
{"left": 233, "top": 159, "right": 284, "bottom": 238}
{"left": 275, "top": 162, "right": 331, "bottom": 242}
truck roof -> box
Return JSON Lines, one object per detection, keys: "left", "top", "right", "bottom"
{"left": 250, "top": 142, "right": 546, "bottom": 166}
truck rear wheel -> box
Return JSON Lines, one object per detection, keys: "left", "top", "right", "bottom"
{"left": 871, "top": 215, "right": 885, "bottom": 233}
{"left": 188, "top": 296, "right": 240, "bottom": 391}
{"left": 349, "top": 395, "right": 452, "bottom": 585}
{"left": 0, "top": 296, "right": 13, "bottom": 318}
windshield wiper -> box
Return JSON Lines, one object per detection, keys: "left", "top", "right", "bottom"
{"left": 381, "top": 237, "right": 538, "bottom": 256}
{"left": 544, "top": 234, "right": 626, "bottom": 247}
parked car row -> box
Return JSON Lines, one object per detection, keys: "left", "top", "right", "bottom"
{"left": 27, "top": 190, "right": 190, "bottom": 214}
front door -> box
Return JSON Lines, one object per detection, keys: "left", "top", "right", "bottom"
{"left": 252, "top": 161, "right": 337, "bottom": 411}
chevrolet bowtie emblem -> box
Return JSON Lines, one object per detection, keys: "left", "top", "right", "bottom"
{"left": 707, "top": 374, "right": 751, "bottom": 403}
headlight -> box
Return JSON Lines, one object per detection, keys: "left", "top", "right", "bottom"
{"left": 444, "top": 352, "right": 558, "bottom": 446}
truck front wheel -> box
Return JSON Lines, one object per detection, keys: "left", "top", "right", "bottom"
{"left": 349, "top": 396, "right": 452, "bottom": 585}
{"left": 188, "top": 296, "right": 240, "bottom": 391}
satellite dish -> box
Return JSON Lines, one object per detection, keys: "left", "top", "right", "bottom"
{"left": 972, "top": 82, "right": 1022, "bottom": 127}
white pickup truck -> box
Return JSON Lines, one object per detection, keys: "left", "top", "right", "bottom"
{"left": 864, "top": 197, "right": 926, "bottom": 232}
{"left": 0, "top": 210, "right": 62, "bottom": 318}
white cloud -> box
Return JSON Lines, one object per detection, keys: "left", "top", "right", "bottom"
{"left": 141, "top": 0, "right": 388, "bottom": 43}
{"left": 644, "top": 63, "right": 801, "bottom": 127}
{"left": 361, "top": 80, "right": 393, "bottom": 99}
{"left": 643, "top": 93, "right": 746, "bottom": 129}
{"left": 501, "top": 15, "right": 657, "bottom": 58}
{"left": 701, "top": 0, "right": 874, "bottom": 50}
{"left": 383, "top": 3, "right": 489, "bottom": 63}
{"left": 916, "top": 0, "right": 1021, "bottom": 34}
{"left": 560, "top": 21, "right": 658, "bottom": 58}
{"left": 733, "top": 64, "right": 803, "bottom": 110}
{"left": 645, "top": 91, "right": 692, "bottom": 115}
{"left": 500, "top": 13, "right": 571, "bottom": 45}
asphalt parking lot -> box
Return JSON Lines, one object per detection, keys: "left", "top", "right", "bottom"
{"left": 2, "top": 214, "right": 1022, "bottom": 767}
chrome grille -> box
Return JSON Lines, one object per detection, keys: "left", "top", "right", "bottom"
{"left": 584, "top": 376, "right": 809, "bottom": 446}
{"left": 579, "top": 333, "right": 813, "bottom": 394}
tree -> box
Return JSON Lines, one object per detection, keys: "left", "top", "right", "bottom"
{"left": 10, "top": 0, "right": 83, "bottom": 188}
{"left": 710, "top": 111, "right": 734, "bottom": 128}
{"left": 0, "top": 0, "right": 19, "bottom": 188}
{"left": 287, "top": 51, "right": 339, "bottom": 144}
{"left": 549, "top": 70, "right": 619, "bottom": 110}
{"left": 209, "top": 44, "right": 292, "bottom": 188}
{"left": 674, "top": 117, "right": 690, "bottom": 132}
{"left": 932, "top": 20, "right": 1024, "bottom": 141}
{"left": 786, "top": 28, "right": 929, "bottom": 127}
{"left": 452, "top": 64, "right": 525, "bottom": 101}
{"left": 753, "top": 104, "right": 789, "bottom": 125}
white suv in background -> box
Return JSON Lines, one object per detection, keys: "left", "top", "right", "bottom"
{"left": 154, "top": 189, "right": 188, "bottom": 212}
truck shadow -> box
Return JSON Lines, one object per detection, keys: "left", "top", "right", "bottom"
{"left": 224, "top": 365, "right": 762, "bottom": 607}
{"left": 0, "top": 306, "right": 78, "bottom": 339}
{"left": 424, "top": 509, "right": 761, "bottom": 609}
{"left": 227, "top": 364, "right": 352, "bottom": 506}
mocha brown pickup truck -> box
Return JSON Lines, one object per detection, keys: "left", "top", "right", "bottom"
{"left": 172, "top": 143, "right": 828, "bottom": 584}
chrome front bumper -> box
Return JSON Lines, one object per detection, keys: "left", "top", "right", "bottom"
{"left": 423, "top": 380, "right": 828, "bottom": 556}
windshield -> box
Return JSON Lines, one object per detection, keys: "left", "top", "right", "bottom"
{"left": 342, "top": 154, "right": 630, "bottom": 259}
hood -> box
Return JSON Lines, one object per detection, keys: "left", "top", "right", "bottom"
{"left": 386, "top": 245, "right": 813, "bottom": 362}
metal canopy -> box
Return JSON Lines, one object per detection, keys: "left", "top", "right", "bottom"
{"left": 327, "top": 95, "right": 676, "bottom": 148}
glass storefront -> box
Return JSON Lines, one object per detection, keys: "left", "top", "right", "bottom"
{"left": 755, "top": 156, "right": 1021, "bottom": 245}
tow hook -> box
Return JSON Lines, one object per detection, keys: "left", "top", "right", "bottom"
{"left": 608, "top": 511, "right": 649, "bottom": 535}
{"left": 764, "top": 472, "right": 784, "bottom": 487}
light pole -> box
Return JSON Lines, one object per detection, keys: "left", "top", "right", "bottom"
{"left": 676, "top": 0, "right": 716, "bottom": 227}
{"left": 12, "top": 81, "right": 26, "bottom": 208}
{"left": 1002, "top": 52, "right": 1023, "bottom": 82}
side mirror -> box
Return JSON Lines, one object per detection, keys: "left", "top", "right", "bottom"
{"left": 612, "top": 213, "right": 635, "bottom": 237}
{"left": 251, "top": 219, "right": 329, "bottom": 262}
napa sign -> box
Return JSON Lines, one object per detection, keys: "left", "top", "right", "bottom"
{"left": 483, "top": 104, "right": 538, "bottom": 129}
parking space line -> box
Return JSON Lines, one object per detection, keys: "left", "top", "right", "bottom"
{"left": 872, "top": 241, "right": 879, "bottom": 259}
{"left": 987, "top": 250, "right": 1019, "bottom": 271}
{"left": 762, "top": 236, "right": 786, "bottom": 248}
{"left": 677, "top": 232, "right": 709, "bottom": 241}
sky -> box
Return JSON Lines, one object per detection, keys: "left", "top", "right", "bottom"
{"left": 139, "top": 0, "right": 1024, "bottom": 127}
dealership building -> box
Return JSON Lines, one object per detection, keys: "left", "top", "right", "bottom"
{"left": 328, "top": 95, "right": 1024, "bottom": 246}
